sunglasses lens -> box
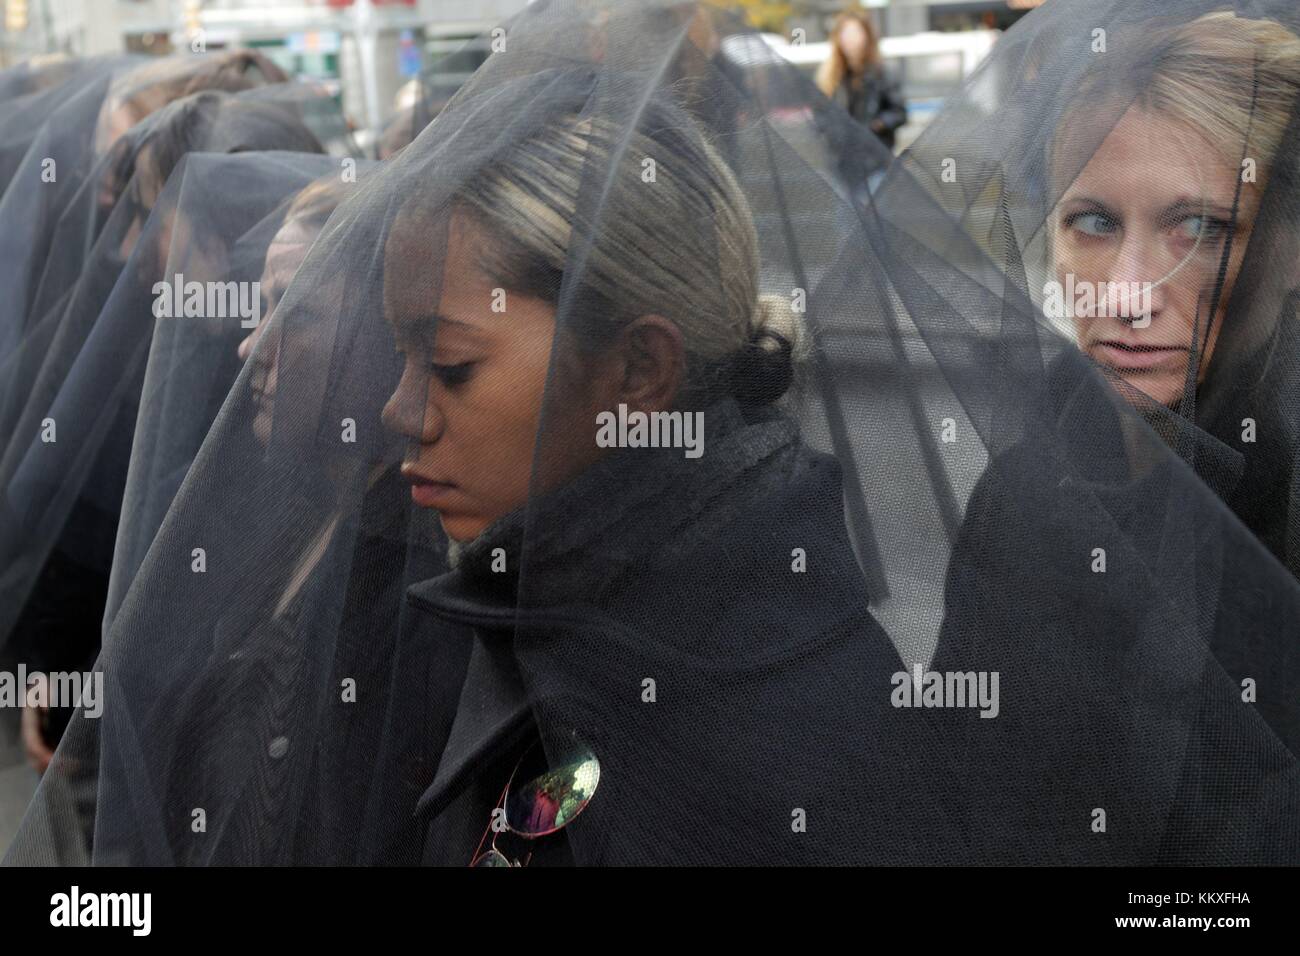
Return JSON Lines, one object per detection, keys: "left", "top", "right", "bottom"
{"left": 505, "top": 734, "right": 601, "bottom": 838}
{"left": 470, "top": 849, "right": 515, "bottom": 867}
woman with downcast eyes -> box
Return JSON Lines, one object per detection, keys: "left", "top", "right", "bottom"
{"left": 378, "top": 89, "right": 949, "bottom": 865}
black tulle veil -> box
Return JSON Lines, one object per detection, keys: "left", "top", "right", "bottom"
{"left": 4, "top": 0, "right": 1300, "bottom": 865}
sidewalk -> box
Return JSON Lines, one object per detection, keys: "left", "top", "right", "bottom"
{"left": 0, "top": 708, "right": 38, "bottom": 858}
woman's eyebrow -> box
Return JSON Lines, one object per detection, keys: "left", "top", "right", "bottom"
{"left": 1059, "top": 195, "right": 1112, "bottom": 210}
{"left": 1161, "top": 197, "right": 1237, "bottom": 219}
{"left": 392, "top": 312, "right": 486, "bottom": 351}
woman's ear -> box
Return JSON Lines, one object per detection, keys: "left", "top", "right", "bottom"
{"left": 613, "top": 315, "right": 686, "bottom": 413}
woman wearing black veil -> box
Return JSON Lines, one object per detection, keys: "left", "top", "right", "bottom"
{"left": 0, "top": 56, "right": 135, "bottom": 193}
{"left": 0, "top": 54, "right": 79, "bottom": 102}
{"left": 924, "top": 3, "right": 1300, "bottom": 861}
{"left": 3, "top": 0, "right": 944, "bottom": 866}
{"left": 0, "top": 92, "right": 328, "bottom": 776}
{"left": 3, "top": 155, "right": 366, "bottom": 857}
{"left": 382, "top": 88, "right": 951, "bottom": 866}
{"left": 1038, "top": 10, "right": 1300, "bottom": 578}
{"left": 0, "top": 50, "right": 293, "bottom": 367}
{"left": 7, "top": 0, "right": 1300, "bottom": 867}
{"left": 91, "top": 50, "right": 288, "bottom": 154}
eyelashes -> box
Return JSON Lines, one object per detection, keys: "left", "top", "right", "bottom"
{"left": 1060, "top": 209, "right": 1236, "bottom": 245}
{"left": 1172, "top": 215, "right": 1234, "bottom": 244}
{"left": 1062, "top": 210, "right": 1118, "bottom": 237}
{"left": 393, "top": 345, "right": 478, "bottom": 388}
{"left": 431, "top": 361, "right": 475, "bottom": 387}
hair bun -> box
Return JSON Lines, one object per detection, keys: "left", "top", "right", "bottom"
{"left": 728, "top": 294, "right": 804, "bottom": 406}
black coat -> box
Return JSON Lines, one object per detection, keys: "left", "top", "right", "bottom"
{"left": 145, "top": 465, "right": 472, "bottom": 865}
{"left": 831, "top": 66, "right": 906, "bottom": 150}
{"left": 407, "top": 404, "right": 956, "bottom": 866}
{"left": 933, "top": 353, "right": 1300, "bottom": 863}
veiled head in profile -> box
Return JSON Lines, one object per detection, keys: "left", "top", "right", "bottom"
{"left": 240, "top": 176, "right": 354, "bottom": 446}
{"left": 379, "top": 98, "right": 799, "bottom": 542}
{"left": 92, "top": 50, "right": 287, "bottom": 154}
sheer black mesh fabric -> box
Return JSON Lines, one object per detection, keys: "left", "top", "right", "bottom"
{"left": 0, "top": 153, "right": 369, "bottom": 861}
{"left": 0, "top": 56, "right": 139, "bottom": 194}
{"left": 104, "top": 153, "right": 376, "bottom": 631}
{"left": 0, "top": 51, "right": 294, "bottom": 367}
{"left": 238, "top": 81, "right": 362, "bottom": 160}
{"left": 0, "top": 56, "right": 81, "bottom": 102}
{"left": 0, "top": 68, "right": 121, "bottom": 362}
{"left": 0, "top": 89, "right": 335, "bottom": 672}
{"left": 4, "top": 0, "right": 1300, "bottom": 866}
{"left": 891, "top": 0, "right": 1300, "bottom": 861}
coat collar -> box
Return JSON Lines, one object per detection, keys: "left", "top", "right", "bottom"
{"left": 434, "top": 398, "right": 800, "bottom": 613}
{"left": 404, "top": 405, "right": 862, "bottom": 825}
{"left": 411, "top": 629, "right": 534, "bottom": 820}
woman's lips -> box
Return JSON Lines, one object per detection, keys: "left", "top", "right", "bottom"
{"left": 405, "top": 476, "right": 459, "bottom": 509}
{"left": 1093, "top": 341, "right": 1189, "bottom": 371}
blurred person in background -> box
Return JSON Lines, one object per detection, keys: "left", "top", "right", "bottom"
{"left": 815, "top": 8, "right": 906, "bottom": 150}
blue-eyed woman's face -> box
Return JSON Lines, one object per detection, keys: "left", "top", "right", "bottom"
{"left": 1053, "top": 106, "right": 1259, "bottom": 407}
